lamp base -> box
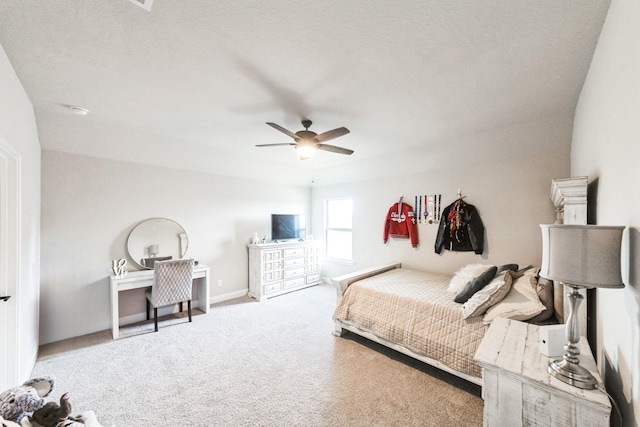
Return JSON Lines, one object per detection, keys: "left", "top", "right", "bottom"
{"left": 548, "top": 358, "right": 597, "bottom": 390}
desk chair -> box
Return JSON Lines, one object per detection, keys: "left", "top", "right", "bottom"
{"left": 145, "top": 258, "right": 194, "bottom": 332}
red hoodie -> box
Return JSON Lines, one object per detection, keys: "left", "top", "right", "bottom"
{"left": 383, "top": 202, "right": 419, "bottom": 248}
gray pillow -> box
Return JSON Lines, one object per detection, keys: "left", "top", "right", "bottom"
{"left": 528, "top": 277, "right": 554, "bottom": 323}
{"left": 497, "top": 264, "right": 519, "bottom": 274}
{"left": 454, "top": 266, "right": 498, "bottom": 303}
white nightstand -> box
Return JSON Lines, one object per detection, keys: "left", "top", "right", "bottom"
{"left": 474, "top": 317, "right": 611, "bottom": 427}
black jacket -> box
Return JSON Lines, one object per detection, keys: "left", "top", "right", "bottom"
{"left": 434, "top": 200, "right": 484, "bottom": 254}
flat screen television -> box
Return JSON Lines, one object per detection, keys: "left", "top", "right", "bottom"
{"left": 271, "top": 214, "right": 306, "bottom": 241}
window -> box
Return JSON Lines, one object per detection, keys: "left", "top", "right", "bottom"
{"left": 325, "top": 198, "right": 353, "bottom": 262}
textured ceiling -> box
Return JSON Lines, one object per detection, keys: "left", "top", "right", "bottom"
{"left": 0, "top": 0, "right": 611, "bottom": 185}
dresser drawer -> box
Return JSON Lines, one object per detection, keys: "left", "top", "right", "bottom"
{"left": 283, "top": 247, "right": 305, "bottom": 257}
{"left": 283, "top": 276, "right": 305, "bottom": 289}
{"left": 264, "top": 282, "right": 282, "bottom": 294}
{"left": 283, "top": 257, "right": 305, "bottom": 268}
{"left": 283, "top": 266, "right": 305, "bottom": 278}
{"left": 306, "top": 273, "right": 320, "bottom": 284}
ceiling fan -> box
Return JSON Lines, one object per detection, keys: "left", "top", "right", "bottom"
{"left": 256, "top": 120, "right": 353, "bottom": 159}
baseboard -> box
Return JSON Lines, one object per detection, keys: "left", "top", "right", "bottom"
{"left": 210, "top": 289, "right": 249, "bottom": 304}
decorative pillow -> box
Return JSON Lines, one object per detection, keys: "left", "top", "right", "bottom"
{"left": 461, "top": 270, "right": 513, "bottom": 319}
{"left": 528, "top": 277, "right": 554, "bottom": 323}
{"left": 447, "top": 263, "right": 494, "bottom": 294}
{"left": 497, "top": 264, "right": 519, "bottom": 274}
{"left": 553, "top": 282, "right": 564, "bottom": 323}
{"left": 454, "top": 266, "right": 498, "bottom": 303}
{"left": 483, "top": 268, "right": 545, "bottom": 324}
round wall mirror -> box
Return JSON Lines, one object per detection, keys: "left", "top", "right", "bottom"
{"left": 127, "top": 218, "right": 189, "bottom": 269}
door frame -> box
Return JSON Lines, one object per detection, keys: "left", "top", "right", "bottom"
{"left": 0, "top": 136, "right": 21, "bottom": 390}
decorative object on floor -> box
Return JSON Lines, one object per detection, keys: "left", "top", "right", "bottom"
{"left": 256, "top": 119, "right": 353, "bottom": 160}
{"left": 383, "top": 195, "right": 419, "bottom": 248}
{"left": 145, "top": 258, "right": 195, "bottom": 332}
{"left": 539, "top": 224, "right": 625, "bottom": 389}
{"left": 21, "top": 410, "right": 112, "bottom": 427}
{"left": 0, "top": 377, "right": 54, "bottom": 423}
{"left": 110, "top": 259, "right": 127, "bottom": 278}
{"left": 30, "top": 392, "right": 72, "bottom": 427}
{"left": 435, "top": 192, "right": 484, "bottom": 254}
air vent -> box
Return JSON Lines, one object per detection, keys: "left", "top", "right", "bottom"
{"left": 126, "top": 0, "right": 153, "bottom": 11}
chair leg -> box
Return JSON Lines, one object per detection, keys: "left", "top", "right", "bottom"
{"left": 146, "top": 299, "right": 150, "bottom": 320}
{"left": 188, "top": 300, "right": 192, "bottom": 322}
{"left": 179, "top": 301, "right": 183, "bottom": 312}
{"left": 154, "top": 307, "right": 158, "bottom": 332}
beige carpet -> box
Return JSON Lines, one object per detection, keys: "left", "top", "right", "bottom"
{"left": 32, "top": 283, "right": 483, "bottom": 426}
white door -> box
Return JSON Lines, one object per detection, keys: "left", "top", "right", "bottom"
{"left": 0, "top": 138, "right": 20, "bottom": 390}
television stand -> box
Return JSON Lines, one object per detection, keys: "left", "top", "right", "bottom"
{"left": 248, "top": 240, "right": 320, "bottom": 301}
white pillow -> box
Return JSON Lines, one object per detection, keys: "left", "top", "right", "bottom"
{"left": 448, "top": 263, "right": 494, "bottom": 294}
{"left": 462, "top": 271, "right": 513, "bottom": 319}
{"left": 483, "top": 268, "right": 545, "bottom": 324}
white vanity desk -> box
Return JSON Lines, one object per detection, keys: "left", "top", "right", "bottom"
{"left": 109, "top": 264, "right": 210, "bottom": 339}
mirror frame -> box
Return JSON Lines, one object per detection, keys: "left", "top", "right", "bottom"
{"left": 126, "top": 218, "right": 189, "bottom": 270}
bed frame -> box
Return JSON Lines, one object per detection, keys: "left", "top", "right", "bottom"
{"left": 331, "top": 262, "right": 484, "bottom": 386}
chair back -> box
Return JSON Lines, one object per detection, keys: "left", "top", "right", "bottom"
{"left": 150, "top": 259, "right": 194, "bottom": 307}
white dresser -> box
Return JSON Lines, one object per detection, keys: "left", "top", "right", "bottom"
{"left": 248, "top": 240, "right": 321, "bottom": 301}
{"left": 474, "top": 317, "right": 611, "bottom": 427}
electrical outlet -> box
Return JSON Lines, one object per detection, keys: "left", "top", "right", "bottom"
{"left": 217, "top": 279, "right": 223, "bottom": 287}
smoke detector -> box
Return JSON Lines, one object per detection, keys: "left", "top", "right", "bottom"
{"left": 126, "top": 0, "right": 154, "bottom": 11}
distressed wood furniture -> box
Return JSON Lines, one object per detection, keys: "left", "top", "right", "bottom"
{"left": 248, "top": 240, "right": 320, "bottom": 301}
{"left": 474, "top": 317, "right": 611, "bottom": 426}
{"left": 109, "top": 264, "right": 210, "bottom": 339}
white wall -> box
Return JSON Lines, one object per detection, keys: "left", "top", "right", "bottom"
{"left": 312, "top": 112, "right": 572, "bottom": 279}
{"left": 0, "top": 43, "right": 41, "bottom": 384}
{"left": 40, "top": 150, "right": 310, "bottom": 344}
{"left": 572, "top": 0, "right": 639, "bottom": 424}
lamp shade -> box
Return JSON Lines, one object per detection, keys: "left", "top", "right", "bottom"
{"left": 149, "top": 244, "right": 160, "bottom": 256}
{"left": 540, "top": 224, "right": 624, "bottom": 289}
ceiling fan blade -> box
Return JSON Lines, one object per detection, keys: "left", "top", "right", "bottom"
{"left": 315, "top": 127, "right": 350, "bottom": 143}
{"left": 317, "top": 144, "right": 354, "bottom": 155}
{"left": 266, "top": 122, "right": 299, "bottom": 140}
{"left": 255, "top": 143, "right": 297, "bottom": 147}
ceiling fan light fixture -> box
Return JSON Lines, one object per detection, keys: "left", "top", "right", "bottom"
{"left": 259, "top": 120, "right": 352, "bottom": 158}
{"left": 295, "top": 144, "right": 317, "bottom": 160}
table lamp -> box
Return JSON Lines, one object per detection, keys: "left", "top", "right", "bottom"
{"left": 149, "top": 244, "right": 159, "bottom": 258}
{"left": 539, "top": 224, "right": 625, "bottom": 389}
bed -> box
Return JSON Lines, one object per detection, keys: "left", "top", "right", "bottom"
{"left": 332, "top": 262, "right": 559, "bottom": 386}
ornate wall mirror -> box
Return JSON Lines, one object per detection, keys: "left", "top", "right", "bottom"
{"left": 127, "top": 218, "right": 188, "bottom": 269}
